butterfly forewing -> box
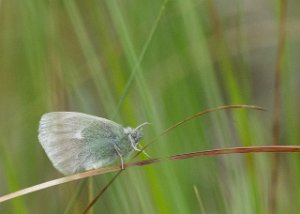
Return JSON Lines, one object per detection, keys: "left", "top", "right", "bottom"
{"left": 38, "top": 112, "right": 126, "bottom": 175}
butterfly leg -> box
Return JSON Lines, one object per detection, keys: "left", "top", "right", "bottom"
{"left": 113, "top": 144, "right": 124, "bottom": 169}
{"left": 142, "top": 150, "right": 150, "bottom": 158}
{"left": 128, "top": 135, "right": 150, "bottom": 158}
{"left": 128, "top": 135, "right": 141, "bottom": 151}
{"left": 137, "top": 145, "right": 151, "bottom": 158}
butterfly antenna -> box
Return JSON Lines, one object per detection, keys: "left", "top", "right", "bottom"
{"left": 136, "top": 122, "right": 151, "bottom": 130}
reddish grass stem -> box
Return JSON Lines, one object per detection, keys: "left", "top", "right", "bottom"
{"left": 1, "top": 145, "right": 299, "bottom": 204}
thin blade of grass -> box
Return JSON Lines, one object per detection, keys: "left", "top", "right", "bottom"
{"left": 139, "top": 105, "right": 265, "bottom": 153}
{"left": 112, "top": 0, "right": 170, "bottom": 117}
{"left": 85, "top": 104, "right": 265, "bottom": 210}
{"left": 82, "top": 170, "right": 123, "bottom": 214}
{"left": 269, "top": 0, "right": 288, "bottom": 213}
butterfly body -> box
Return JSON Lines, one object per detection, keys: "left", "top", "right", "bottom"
{"left": 38, "top": 112, "right": 148, "bottom": 175}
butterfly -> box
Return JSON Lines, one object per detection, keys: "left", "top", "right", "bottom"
{"left": 38, "top": 112, "right": 149, "bottom": 175}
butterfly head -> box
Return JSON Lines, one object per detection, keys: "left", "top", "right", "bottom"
{"left": 125, "top": 122, "right": 150, "bottom": 144}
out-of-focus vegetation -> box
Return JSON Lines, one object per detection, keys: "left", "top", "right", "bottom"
{"left": 0, "top": 0, "right": 299, "bottom": 213}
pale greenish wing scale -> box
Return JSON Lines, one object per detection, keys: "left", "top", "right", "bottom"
{"left": 38, "top": 112, "right": 128, "bottom": 175}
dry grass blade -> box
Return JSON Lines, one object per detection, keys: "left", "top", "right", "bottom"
{"left": 1, "top": 145, "right": 299, "bottom": 204}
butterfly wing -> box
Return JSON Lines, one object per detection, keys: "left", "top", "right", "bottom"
{"left": 38, "top": 112, "right": 126, "bottom": 175}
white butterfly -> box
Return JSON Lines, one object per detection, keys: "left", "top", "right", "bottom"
{"left": 38, "top": 112, "right": 149, "bottom": 175}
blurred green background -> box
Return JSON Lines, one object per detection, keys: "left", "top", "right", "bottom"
{"left": 1, "top": 0, "right": 300, "bottom": 213}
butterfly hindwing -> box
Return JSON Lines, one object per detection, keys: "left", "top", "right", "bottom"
{"left": 38, "top": 112, "right": 126, "bottom": 175}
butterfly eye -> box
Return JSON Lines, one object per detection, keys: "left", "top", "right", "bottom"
{"left": 132, "top": 130, "right": 143, "bottom": 143}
